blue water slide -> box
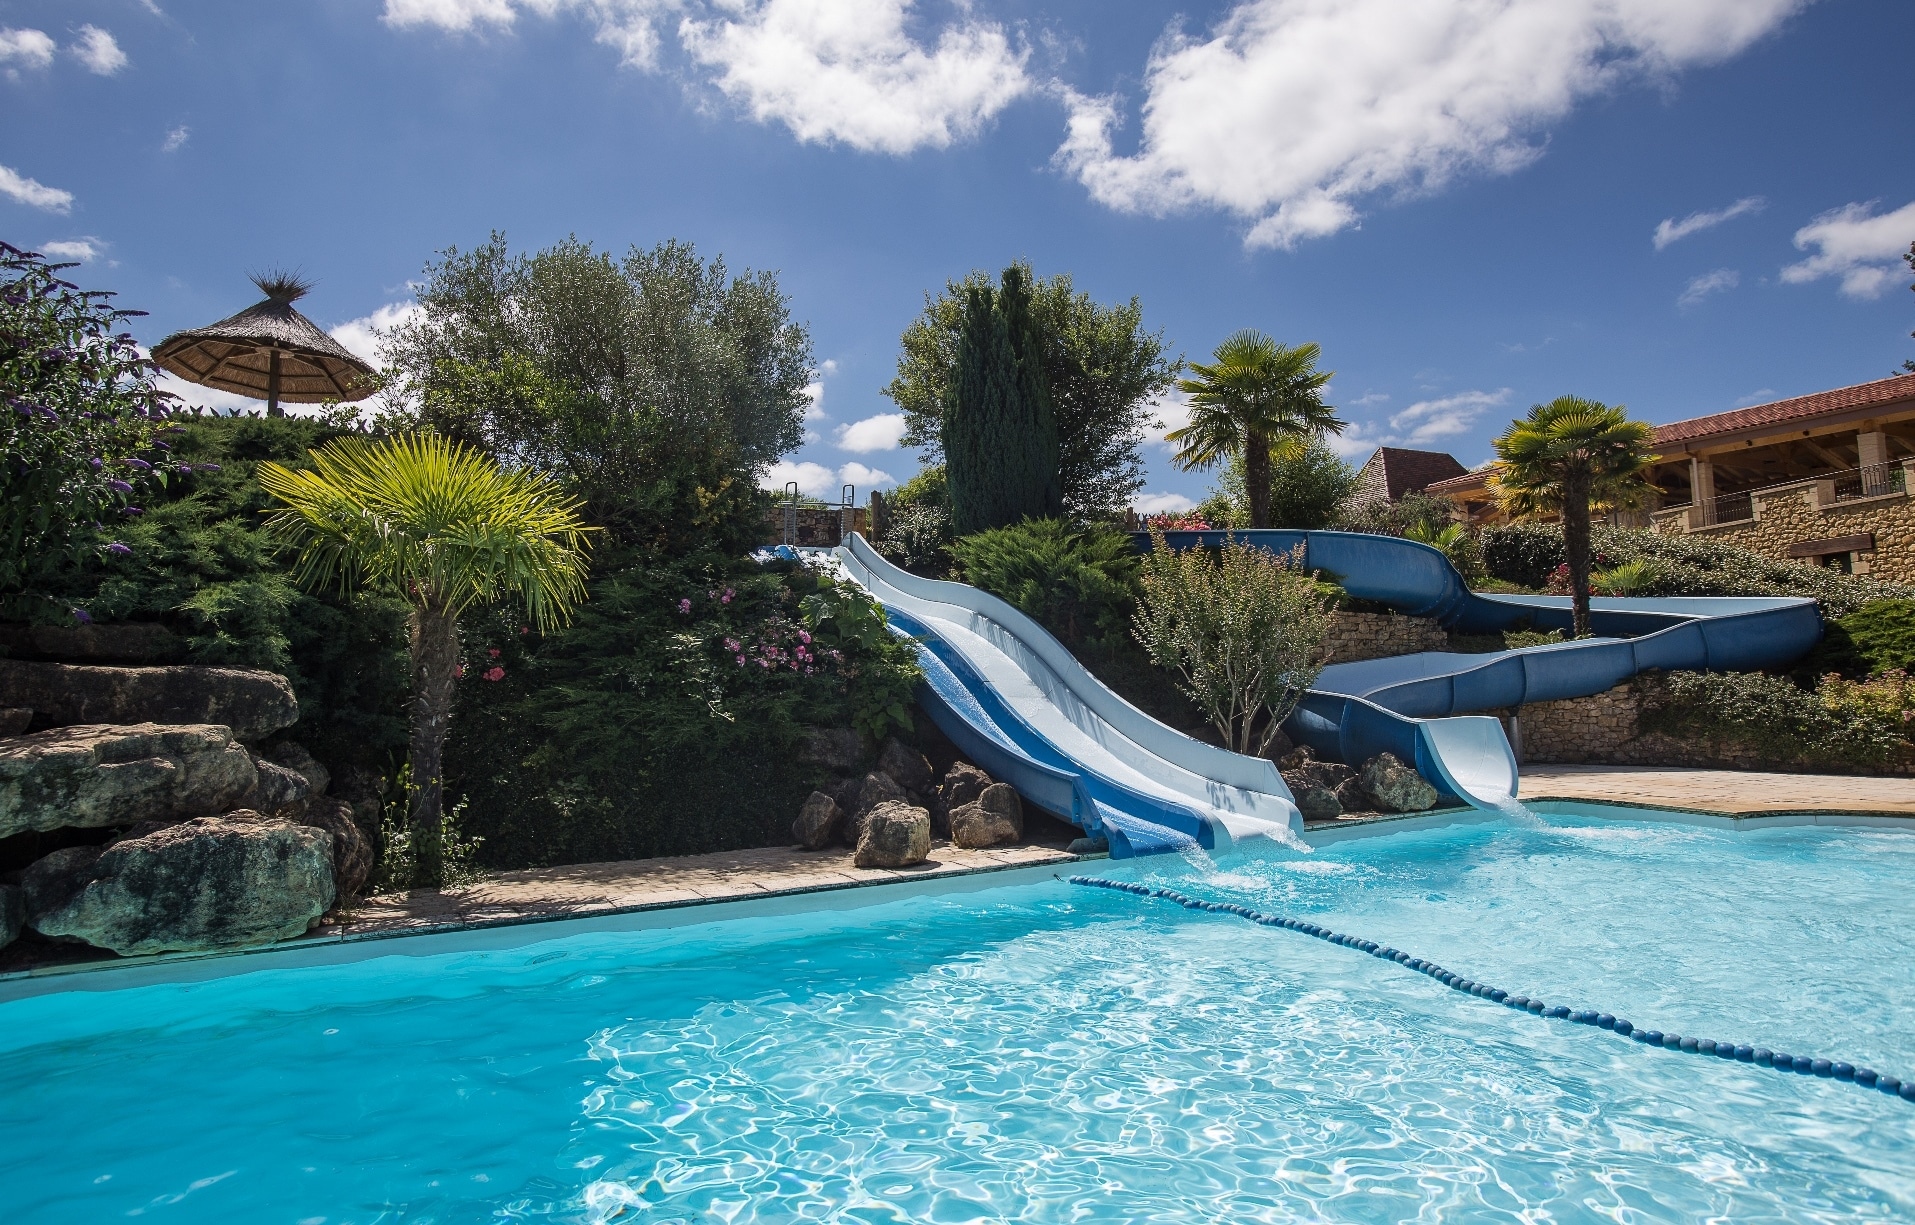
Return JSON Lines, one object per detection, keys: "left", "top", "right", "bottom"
{"left": 834, "top": 534, "right": 1305, "bottom": 858}
{"left": 1138, "top": 531, "right": 1824, "bottom": 809}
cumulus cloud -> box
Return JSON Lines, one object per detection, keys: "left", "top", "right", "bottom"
{"left": 762, "top": 459, "right": 894, "bottom": 496}
{"left": 1133, "top": 492, "right": 1196, "bottom": 515}
{"left": 681, "top": 0, "right": 1031, "bottom": 154}
{"left": 1387, "top": 389, "right": 1510, "bottom": 444}
{"left": 834, "top": 412, "right": 908, "bottom": 452}
{"left": 41, "top": 237, "right": 104, "bottom": 262}
{"left": 162, "top": 125, "right": 189, "bottom": 152}
{"left": 1677, "top": 267, "right": 1738, "bottom": 307}
{"left": 1652, "top": 196, "right": 1763, "bottom": 250}
{"left": 1780, "top": 199, "right": 1915, "bottom": 299}
{"left": 0, "top": 27, "right": 55, "bottom": 71}
{"left": 802, "top": 357, "right": 838, "bottom": 420}
{"left": 1056, "top": 0, "right": 1804, "bottom": 249}
{"left": 1145, "top": 386, "right": 1191, "bottom": 450}
{"left": 382, "top": 0, "right": 519, "bottom": 32}
{"left": 72, "top": 25, "right": 127, "bottom": 75}
{"left": 383, "top": 1, "right": 675, "bottom": 69}
{"left": 329, "top": 301, "right": 423, "bottom": 365}
{"left": 0, "top": 164, "right": 73, "bottom": 213}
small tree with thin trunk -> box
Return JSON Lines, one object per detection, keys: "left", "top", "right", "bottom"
{"left": 1167, "top": 332, "right": 1343, "bottom": 529}
{"left": 258, "top": 433, "right": 594, "bottom": 888}
{"left": 1489, "top": 396, "right": 1655, "bottom": 638}
{"left": 1132, "top": 529, "right": 1332, "bottom": 756}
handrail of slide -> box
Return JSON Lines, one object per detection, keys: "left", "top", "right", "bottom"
{"left": 835, "top": 533, "right": 1303, "bottom": 857}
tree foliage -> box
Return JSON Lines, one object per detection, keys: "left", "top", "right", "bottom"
{"left": 941, "top": 267, "right": 1061, "bottom": 534}
{"left": 951, "top": 518, "right": 1140, "bottom": 647}
{"left": 1168, "top": 332, "right": 1343, "bottom": 529}
{"left": 1, "top": 242, "right": 179, "bottom": 593}
{"left": 1133, "top": 530, "right": 1332, "bottom": 755}
{"left": 1199, "top": 440, "right": 1355, "bottom": 530}
{"left": 886, "top": 261, "right": 1176, "bottom": 518}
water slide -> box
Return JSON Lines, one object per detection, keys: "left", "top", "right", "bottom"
{"left": 830, "top": 530, "right": 1823, "bottom": 857}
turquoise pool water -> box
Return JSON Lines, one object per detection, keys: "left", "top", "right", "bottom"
{"left": 2, "top": 810, "right": 1912, "bottom": 1223}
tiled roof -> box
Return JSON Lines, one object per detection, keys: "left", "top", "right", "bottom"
{"left": 1653, "top": 373, "right": 1915, "bottom": 446}
{"left": 1357, "top": 447, "right": 1469, "bottom": 500}
{"left": 1422, "top": 467, "right": 1491, "bottom": 495}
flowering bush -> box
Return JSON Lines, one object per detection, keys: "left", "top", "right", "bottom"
{"left": 1143, "top": 512, "right": 1213, "bottom": 531}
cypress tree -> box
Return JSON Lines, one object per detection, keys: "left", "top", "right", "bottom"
{"left": 942, "top": 267, "right": 1062, "bottom": 535}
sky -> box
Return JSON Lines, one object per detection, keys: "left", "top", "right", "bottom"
{"left": 4, "top": 0, "right": 1914, "bottom": 514}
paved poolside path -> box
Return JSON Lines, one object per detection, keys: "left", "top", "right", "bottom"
{"left": 1519, "top": 765, "right": 1915, "bottom": 816}
{"left": 326, "top": 841, "right": 1080, "bottom": 940}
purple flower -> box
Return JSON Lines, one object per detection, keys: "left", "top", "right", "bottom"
{"left": 176, "top": 464, "right": 194, "bottom": 475}
{"left": 677, "top": 598, "right": 692, "bottom": 614}
{"left": 122, "top": 506, "right": 143, "bottom": 516}
{"left": 194, "top": 463, "right": 221, "bottom": 472}
{"left": 106, "top": 478, "right": 133, "bottom": 494}
{"left": 105, "top": 541, "right": 132, "bottom": 556}
{"left": 89, "top": 457, "right": 103, "bottom": 469}
{"left": 71, "top": 607, "right": 93, "bottom": 625}
{"left": 123, "top": 458, "right": 152, "bottom": 471}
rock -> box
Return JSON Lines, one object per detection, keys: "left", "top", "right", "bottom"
{"left": 0, "top": 723, "right": 257, "bottom": 839}
{"left": 876, "top": 737, "right": 934, "bottom": 794}
{"left": 0, "top": 621, "right": 188, "bottom": 664}
{"left": 1278, "top": 745, "right": 1315, "bottom": 773}
{"left": 1261, "top": 725, "right": 1295, "bottom": 763}
{"left": 853, "top": 801, "right": 931, "bottom": 869}
{"left": 0, "top": 661, "right": 298, "bottom": 742}
{"left": 331, "top": 765, "right": 388, "bottom": 839}
{"left": 1333, "top": 776, "right": 1372, "bottom": 813}
{"left": 0, "top": 707, "right": 29, "bottom": 737}
{"left": 24, "top": 811, "right": 335, "bottom": 956}
{"left": 792, "top": 791, "right": 844, "bottom": 851}
{"left": 262, "top": 741, "right": 329, "bottom": 796}
{"left": 1278, "top": 745, "right": 1354, "bottom": 794}
{"left": 1066, "top": 835, "right": 1109, "bottom": 855}
{"left": 796, "top": 726, "right": 868, "bottom": 773}
{"left": 1293, "top": 785, "right": 1342, "bottom": 822}
{"left": 949, "top": 783, "right": 1024, "bottom": 849}
{"left": 1359, "top": 753, "right": 1440, "bottom": 813}
{"left": 0, "top": 882, "right": 22, "bottom": 950}
{"left": 938, "top": 761, "right": 991, "bottom": 811}
{"left": 293, "top": 798, "right": 373, "bottom": 900}
{"left": 844, "top": 771, "right": 907, "bottom": 845}
{"left": 241, "top": 753, "right": 312, "bottom": 816}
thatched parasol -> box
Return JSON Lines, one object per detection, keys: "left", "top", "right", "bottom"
{"left": 153, "top": 273, "right": 377, "bottom": 417}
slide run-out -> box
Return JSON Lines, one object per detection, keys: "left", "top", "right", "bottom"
{"left": 831, "top": 530, "right": 1822, "bottom": 858}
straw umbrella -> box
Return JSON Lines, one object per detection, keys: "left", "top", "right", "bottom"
{"left": 153, "top": 273, "right": 377, "bottom": 417}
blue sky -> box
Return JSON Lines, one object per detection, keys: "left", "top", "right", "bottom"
{"left": 4, "top": 0, "right": 1913, "bottom": 512}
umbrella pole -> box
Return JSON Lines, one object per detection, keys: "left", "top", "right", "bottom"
{"left": 267, "top": 349, "right": 282, "bottom": 417}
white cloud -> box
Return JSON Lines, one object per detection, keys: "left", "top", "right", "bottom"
{"left": 1677, "top": 267, "right": 1738, "bottom": 307}
{"left": 154, "top": 370, "right": 268, "bottom": 415}
{"left": 1133, "top": 492, "right": 1196, "bottom": 515}
{"left": 72, "top": 25, "right": 127, "bottom": 75}
{"left": 762, "top": 459, "right": 895, "bottom": 496}
{"left": 1056, "top": 0, "right": 1804, "bottom": 250}
{"left": 0, "top": 27, "right": 55, "bottom": 70}
{"left": 383, "top": 1, "right": 673, "bottom": 69}
{"left": 162, "top": 125, "right": 189, "bottom": 153}
{"left": 1146, "top": 386, "right": 1191, "bottom": 450}
{"left": 834, "top": 411, "right": 908, "bottom": 452}
{"left": 681, "top": 0, "right": 1031, "bottom": 154}
{"left": 802, "top": 357, "right": 837, "bottom": 419}
{"left": 383, "top": 0, "right": 519, "bottom": 31}
{"left": 1733, "top": 388, "right": 1777, "bottom": 408}
{"left": 329, "top": 301, "right": 423, "bottom": 365}
{"left": 41, "top": 237, "right": 104, "bottom": 262}
{"left": 0, "top": 164, "right": 73, "bottom": 213}
{"left": 1652, "top": 196, "right": 1763, "bottom": 250}
{"left": 1387, "top": 389, "right": 1509, "bottom": 444}
{"left": 1780, "top": 199, "right": 1915, "bottom": 299}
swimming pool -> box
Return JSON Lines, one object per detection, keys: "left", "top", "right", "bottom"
{"left": 2, "top": 807, "right": 1911, "bottom": 1222}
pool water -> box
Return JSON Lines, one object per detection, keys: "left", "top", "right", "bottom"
{"left": 2, "top": 810, "right": 1912, "bottom": 1223}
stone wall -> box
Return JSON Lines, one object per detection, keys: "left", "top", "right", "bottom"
{"left": 1323, "top": 611, "right": 1448, "bottom": 664}
{"left": 1651, "top": 473, "right": 1915, "bottom": 582}
{"left": 762, "top": 506, "right": 870, "bottom": 548}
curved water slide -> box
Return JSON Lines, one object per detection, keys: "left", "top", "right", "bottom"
{"left": 834, "top": 534, "right": 1305, "bottom": 858}
{"left": 1144, "top": 531, "right": 1825, "bottom": 809}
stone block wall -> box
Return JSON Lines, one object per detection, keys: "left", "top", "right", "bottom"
{"left": 1323, "top": 611, "right": 1449, "bottom": 664}
{"left": 762, "top": 506, "right": 870, "bottom": 548}
{"left": 1651, "top": 477, "right": 1915, "bottom": 582}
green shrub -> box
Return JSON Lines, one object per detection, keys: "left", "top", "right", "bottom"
{"left": 875, "top": 501, "right": 954, "bottom": 575}
{"left": 1481, "top": 522, "right": 1915, "bottom": 616}
{"left": 1334, "top": 490, "right": 1456, "bottom": 539}
{"left": 950, "top": 518, "right": 1139, "bottom": 646}
{"left": 889, "top": 465, "right": 948, "bottom": 510}
{"left": 1796, "top": 598, "right": 1915, "bottom": 679}
{"left": 1639, "top": 669, "right": 1908, "bottom": 769}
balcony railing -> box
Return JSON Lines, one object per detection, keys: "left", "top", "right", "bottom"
{"left": 1673, "top": 462, "right": 1910, "bottom": 527}
{"left": 1830, "top": 462, "right": 1906, "bottom": 502}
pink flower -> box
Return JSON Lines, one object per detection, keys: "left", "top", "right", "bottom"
{"left": 722, "top": 588, "right": 734, "bottom": 603}
{"left": 677, "top": 598, "right": 692, "bottom": 614}
{"left": 735, "top": 654, "right": 746, "bottom": 665}
{"left": 797, "top": 630, "right": 811, "bottom": 645}
{"left": 757, "top": 658, "right": 770, "bottom": 669}
{"left": 724, "top": 638, "right": 741, "bottom": 652}
{"left": 487, "top": 648, "right": 501, "bottom": 659}
{"left": 804, "top": 666, "right": 814, "bottom": 675}
{"left": 482, "top": 666, "right": 506, "bottom": 682}
{"left": 456, "top": 664, "right": 466, "bottom": 678}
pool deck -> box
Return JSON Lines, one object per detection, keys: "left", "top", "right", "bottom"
{"left": 1517, "top": 764, "right": 1915, "bottom": 817}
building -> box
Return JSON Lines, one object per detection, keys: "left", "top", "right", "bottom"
{"left": 1348, "top": 447, "right": 1469, "bottom": 509}
{"left": 1424, "top": 373, "right": 1915, "bottom": 579}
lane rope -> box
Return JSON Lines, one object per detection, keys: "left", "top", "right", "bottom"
{"left": 1068, "top": 875, "right": 1915, "bottom": 1106}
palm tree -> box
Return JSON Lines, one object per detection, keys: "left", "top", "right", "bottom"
{"left": 1489, "top": 396, "right": 1655, "bottom": 637}
{"left": 259, "top": 433, "right": 595, "bottom": 888}
{"left": 1167, "top": 332, "right": 1344, "bottom": 529}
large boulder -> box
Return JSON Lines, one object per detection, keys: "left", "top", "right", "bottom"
{"left": 292, "top": 798, "right": 373, "bottom": 900}
{"left": 0, "top": 661, "right": 298, "bottom": 742}
{"left": 261, "top": 741, "right": 329, "bottom": 796}
{"left": 949, "top": 782, "right": 1024, "bottom": 849}
{"left": 0, "top": 621, "right": 187, "bottom": 664}
{"left": 1293, "top": 785, "right": 1342, "bottom": 823}
{"left": 1278, "top": 746, "right": 1354, "bottom": 794}
{"left": 0, "top": 723, "right": 257, "bottom": 838}
{"left": 23, "top": 811, "right": 335, "bottom": 956}
{"left": 796, "top": 726, "right": 868, "bottom": 774}
{"left": 854, "top": 801, "right": 931, "bottom": 869}
{"left": 241, "top": 753, "right": 313, "bottom": 816}
{"left": 843, "top": 771, "right": 907, "bottom": 845}
{"left": 0, "top": 707, "right": 30, "bottom": 737}
{"left": 876, "top": 737, "right": 935, "bottom": 795}
{"left": 0, "top": 882, "right": 21, "bottom": 951}
{"left": 933, "top": 760, "right": 992, "bottom": 837}
{"left": 1359, "top": 753, "right": 1440, "bottom": 813}
{"left": 792, "top": 790, "right": 844, "bottom": 851}
{"left": 1333, "top": 775, "right": 1373, "bottom": 814}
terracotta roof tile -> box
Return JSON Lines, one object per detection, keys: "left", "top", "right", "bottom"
{"left": 1652, "top": 373, "right": 1915, "bottom": 446}
{"left": 1365, "top": 447, "right": 1469, "bottom": 499}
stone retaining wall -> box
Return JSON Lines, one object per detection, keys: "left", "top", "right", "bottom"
{"left": 1651, "top": 477, "right": 1915, "bottom": 582}
{"left": 1324, "top": 611, "right": 1449, "bottom": 664}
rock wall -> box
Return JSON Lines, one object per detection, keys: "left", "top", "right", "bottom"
{"left": 1324, "top": 611, "right": 1449, "bottom": 664}
{"left": 1651, "top": 477, "right": 1915, "bottom": 582}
